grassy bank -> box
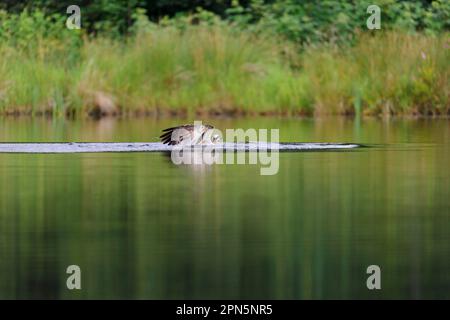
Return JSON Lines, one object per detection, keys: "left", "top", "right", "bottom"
{"left": 0, "top": 25, "right": 448, "bottom": 117}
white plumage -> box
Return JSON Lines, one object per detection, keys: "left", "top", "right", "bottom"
{"left": 160, "top": 124, "right": 220, "bottom": 145}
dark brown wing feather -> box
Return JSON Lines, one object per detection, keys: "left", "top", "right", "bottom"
{"left": 159, "top": 125, "right": 193, "bottom": 145}
{"left": 159, "top": 124, "right": 214, "bottom": 145}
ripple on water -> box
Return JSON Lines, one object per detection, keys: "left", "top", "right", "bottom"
{"left": 0, "top": 142, "right": 361, "bottom": 153}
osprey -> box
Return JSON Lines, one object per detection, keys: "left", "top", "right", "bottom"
{"left": 160, "top": 124, "right": 221, "bottom": 145}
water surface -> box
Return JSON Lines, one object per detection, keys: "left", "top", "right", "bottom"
{"left": 0, "top": 117, "right": 448, "bottom": 299}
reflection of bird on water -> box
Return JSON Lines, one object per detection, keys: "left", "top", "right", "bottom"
{"left": 160, "top": 124, "right": 221, "bottom": 145}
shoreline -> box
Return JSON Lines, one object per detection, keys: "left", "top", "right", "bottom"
{"left": 1, "top": 30, "right": 448, "bottom": 119}
{"left": 1, "top": 109, "right": 449, "bottom": 120}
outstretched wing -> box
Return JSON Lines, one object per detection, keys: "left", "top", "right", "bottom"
{"left": 159, "top": 124, "right": 214, "bottom": 145}
{"left": 160, "top": 125, "right": 194, "bottom": 145}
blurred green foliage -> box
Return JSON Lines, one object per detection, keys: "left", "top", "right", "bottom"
{"left": 0, "top": 0, "right": 449, "bottom": 42}
{"left": 0, "top": 1, "right": 448, "bottom": 116}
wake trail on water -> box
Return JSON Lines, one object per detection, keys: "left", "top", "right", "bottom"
{"left": 0, "top": 142, "right": 361, "bottom": 153}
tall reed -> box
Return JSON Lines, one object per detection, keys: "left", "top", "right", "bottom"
{"left": 0, "top": 25, "right": 448, "bottom": 117}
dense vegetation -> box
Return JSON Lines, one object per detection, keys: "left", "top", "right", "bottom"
{"left": 0, "top": 1, "right": 449, "bottom": 117}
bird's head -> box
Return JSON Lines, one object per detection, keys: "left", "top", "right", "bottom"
{"left": 211, "top": 134, "right": 221, "bottom": 143}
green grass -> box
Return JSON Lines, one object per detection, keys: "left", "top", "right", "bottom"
{"left": 0, "top": 26, "right": 448, "bottom": 117}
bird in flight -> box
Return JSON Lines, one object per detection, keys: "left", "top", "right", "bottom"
{"left": 160, "top": 124, "right": 221, "bottom": 145}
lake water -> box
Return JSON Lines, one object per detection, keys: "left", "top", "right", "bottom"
{"left": 0, "top": 117, "right": 448, "bottom": 299}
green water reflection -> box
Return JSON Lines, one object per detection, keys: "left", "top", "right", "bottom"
{"left": 0, "top": 117, "right": 449, "bottom": 299}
